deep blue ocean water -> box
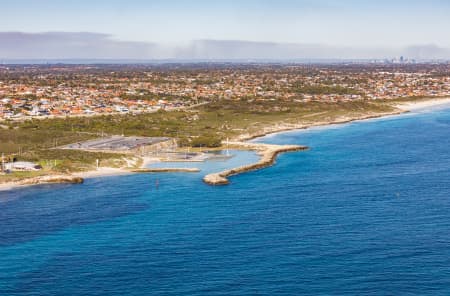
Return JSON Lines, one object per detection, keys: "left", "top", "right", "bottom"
{"left": 2, "top": 107, "right": 450, "bottom": 295}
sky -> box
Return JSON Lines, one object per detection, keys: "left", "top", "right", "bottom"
{"left": 0, "top": 0, "right": 450, "bottom": 60}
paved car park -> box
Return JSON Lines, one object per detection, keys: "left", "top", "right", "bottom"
{"left": 62, "top": 136, "right": 171, "bottom": 151}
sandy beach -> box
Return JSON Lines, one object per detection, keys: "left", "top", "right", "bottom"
{"left": 394, "top": 97, "right": 450, "bottom": 111}
{"left": 0, "top": 161, "right": 199, "bottom": 191}
{"left": 234, "top": 110, "right": 405, "bottom": 141}
{"left": 2, "top": 97, "right": 450, "bottom": 191}
{"left": 71, "top": 167, "right": 131, "bottom": 179}
{"left": 0, "top": 183, "right": 18, "bottom": 191}
{"left": 234, "top": 97, "right": 450, "bottom": 142}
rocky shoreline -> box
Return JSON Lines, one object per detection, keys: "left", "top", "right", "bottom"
{"left": 0, "top": 175, "right": 84, "bottom": 191}
{"left": 203, "top": 142, "right": 307, "bottom": 185}
{"left": 2, "top": 98, "right": 450, "bottom": 191}
{"left": 0, "top": 168, "right": 200, "bottom": 191}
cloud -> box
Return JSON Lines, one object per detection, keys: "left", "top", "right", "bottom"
{"left": 0, "top": 32, "right": 449, "bottom": 60}
{"left": 175, "top": 40, "right": 397, "bottom": 60}
{"left": 0, "top": 32, "right": 161, "bottom": 59}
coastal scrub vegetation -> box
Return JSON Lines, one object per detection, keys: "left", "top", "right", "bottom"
{"left": 1, "top": 99, "right": 397, "bottom": 173}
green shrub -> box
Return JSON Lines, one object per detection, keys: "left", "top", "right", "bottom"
{"left": 191, "top": 135, "right": 222, "bottom": 148}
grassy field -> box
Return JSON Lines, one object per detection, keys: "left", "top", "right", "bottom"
{"left": 0, "top": 99, "right": 399, "bottom": 176}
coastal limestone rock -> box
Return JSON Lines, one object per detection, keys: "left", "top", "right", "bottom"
{"left": 203, "top": 142, "right": 307, "bottom": 186}
{"left": 18, "top": 175, "right": 84, "bottom": 186}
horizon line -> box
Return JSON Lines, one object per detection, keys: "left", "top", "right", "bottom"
{"left": 1, "top": 58, "right": 449, "bottom": 66}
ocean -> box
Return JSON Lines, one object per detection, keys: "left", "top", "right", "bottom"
{"left": 2, "top": 107, "right": 450, "bottom": 295}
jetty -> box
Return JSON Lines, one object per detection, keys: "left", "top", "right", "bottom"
{"left": 203, "top": 142, "right": 307, "bottom": 185}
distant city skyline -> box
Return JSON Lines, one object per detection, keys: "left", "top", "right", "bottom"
{"left": 1, "top": 0, "right": 450, "bottom": 60}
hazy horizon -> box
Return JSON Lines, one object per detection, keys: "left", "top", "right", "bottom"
{"left": 1, "top": 0, "right": 450, "bottom": 60}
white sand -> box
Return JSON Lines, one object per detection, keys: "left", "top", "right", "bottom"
{"left": 0, "top": 167, "right": 131, "bottom": 192}
{"left": 141, "top": 156, "right": 161, "bottom": 167}
{"left": 71, "top": 167, "right": 131, "bottom": 179}
{"left": 395, "top": 97, "right": 450, "bottom": 111}
{"left": 3, "top": 97, "right": 450, "bottom": 192}
{"left": 0, "top": 183, "right": 16, "bottom": 191}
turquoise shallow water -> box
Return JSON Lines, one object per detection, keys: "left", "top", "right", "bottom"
{"left": 2, "top": 107, "right": 450, "bottom": 295}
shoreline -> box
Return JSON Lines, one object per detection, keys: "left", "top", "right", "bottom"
{"left": 0, "top": 175, "right": 84, "bottom": 192}
{"left": 0, "top": 166, "right": 201, "bottom": 192}
{"left": 235, "top": 97, "right": 450, "bottom": 142}
{"left": 235, "top": 110, "right": 406, "bottom": 142}
{"left": 2, "top": 97, "right": 450, "bottom": 191}
{"left": 203, "top": 142, "right": 307, "bottom": 185}
{"left": 203, "top": 97, "right": 450, "bottom": 185}
{"left": 394, "top": 97, "right": 450, "bottom": 111}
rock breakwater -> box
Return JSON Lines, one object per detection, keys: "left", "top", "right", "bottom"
{"left": 203, "top": 142, "right": 307, "bottom": 185}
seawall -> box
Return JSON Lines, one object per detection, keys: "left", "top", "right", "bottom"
{"left": 203, "top": 142, "right": 307, "bottom": 185}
